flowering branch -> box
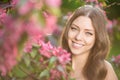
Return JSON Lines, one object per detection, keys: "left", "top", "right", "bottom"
{"left": 18, "top": 65, "right": 39, "bottom": 80}
{"left": 103, "top": 2, "right": 120, "bottom": 9}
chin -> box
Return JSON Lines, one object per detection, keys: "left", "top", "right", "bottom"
{"left": 71, "top": 50, "right": 82, "bottom": 55}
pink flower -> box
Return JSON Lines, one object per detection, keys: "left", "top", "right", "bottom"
{"left": 0, "top": 8, "right": 6, "bottom": 14}
{"left": 38, "top": 41, "right": 71, "bottom": 63}
{"left": 43, "top": 12, "right": 58, "bottom": 35}
{"left": 39, "top": 42, "right": 53, "bottom": 58}
{"left": 106, "top": 19, "right": 113, "bottom": 33}
{"left": 85, "top": 0, "right": 98, "bottom": 3}
{"left": 0, "top": 13, "right": 24, "bottom": 76}
{"left": 11, "top": 0, "right": 19, "bottom": 6}
{"left": 24, "top": 42, "right": 32, "bottom": 53}
{"left": 56, "top": 47, "right": 71, "bottom": 64}
{"left": 0, "top": 12, "right": 7, "bottom": 24}
{"left": 24, "top": 21, "right": 44, "bottom": 39}
{"left": 23, "top": 39, "right": 71, "bottom": 79}
{"left": 45, "top": 0, "right": 61, "bottom": 7}
{"left": 0, "top": 45, "right": 17, "bottom": 76}
{"left": 18, "top": 0, "right": 35, "bottom": 15}
{"left": 34, "top": 0, "right": 43, "bottom": 10}
{"left": 39, "top": 57, "right": 44, "bottom": 63}
{"left": 112, "top": 55, "right": 120, "bottom": 65}
{"left": 50, "top": 69, "right": 61, "bottom": 80}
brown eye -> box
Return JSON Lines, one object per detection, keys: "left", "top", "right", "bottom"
{"left": 86, "top": 32, "right": 93, "bottom": 36}
{"left": 70, "top": 27, "right": 77, "bottom": 31}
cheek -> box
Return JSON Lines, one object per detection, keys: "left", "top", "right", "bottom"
{"left": 68, "top": 30, "right": 76, "bottom": 39}
{"left": 68, "top": 31, "right": 74, "bottom": 46}
{"left": 86, "top": 37, "right": 95, "bottom": 45}
{"left": 68, "top": 31, "right": 72, "bottom": 39}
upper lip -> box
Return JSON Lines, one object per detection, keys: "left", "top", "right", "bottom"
{"left": 72, "top": 41, "right": 84, "bottom": 45}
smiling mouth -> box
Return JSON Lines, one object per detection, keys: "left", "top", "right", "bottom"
{"left": 72, "top": 41, "right": 84, "bottom": 49}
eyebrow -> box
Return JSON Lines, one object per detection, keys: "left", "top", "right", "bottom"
{"left": 85, "top": 29, "right": 94, "bottom": 32}
{"left": 72, "top": 24, "right": 79, "bottom": 28}
{"left": 72, "top": 23, "right": 94, "bottom": 32}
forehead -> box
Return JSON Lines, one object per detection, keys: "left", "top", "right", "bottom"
{"left": 72, "top": 16, "right": 94, "bottom": 31}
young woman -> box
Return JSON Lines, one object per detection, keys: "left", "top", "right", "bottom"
{"left": 60, "top": 5, "right": 118, "bottom": 80}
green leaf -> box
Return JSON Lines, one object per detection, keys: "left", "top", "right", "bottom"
{"left": 38, "top": 11, "right": 45, "bottom": 27}
{"left": 23, "top": 54, "right": 31, "bottom": 66}
{"left": 32, "top": 43, "right": 40, "bottom": 48}
{"left": 18, "top": 32, "right": 28, "bottom": 53}
{"left": 70, "top": 78, "right": 76, "bottom": 80}
{"left": 30, "top": 48, "right": 37, "bottom": 58}
{"left": 49, "top": 56, "right": 57, "bottom": 68}
{"left": 39, "top": 69, "right": 50, "bottom": 78}
{"left": 2, "top": 0, "right": 9, "bottom": 3}
{"left": 11, "top": 66, "right": 27, "bottom": 78}
{"left": 50, "top": 7, "right": 61, "bottom": 17}
{"left": 66, "top": 64, "right": 73, "bottom": 71}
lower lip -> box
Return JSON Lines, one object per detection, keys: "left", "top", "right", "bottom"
{"left": 72, "top": 43, "right": 83, "bottom": 49}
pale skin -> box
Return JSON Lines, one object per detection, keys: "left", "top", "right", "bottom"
{"left": 68, "top": 16, "right": 118, "bottom": 80}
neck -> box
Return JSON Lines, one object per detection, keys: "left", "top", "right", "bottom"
{"left": 72, "top": 53, "right": 89, "bottom": 71}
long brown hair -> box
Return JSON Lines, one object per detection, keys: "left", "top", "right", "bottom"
{"left": 60, "top": 5, "right": 110, "bottom": 80}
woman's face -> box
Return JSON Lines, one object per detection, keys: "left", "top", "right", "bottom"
{"left": 68, "top": 16, "right": 95, "bottom": 55}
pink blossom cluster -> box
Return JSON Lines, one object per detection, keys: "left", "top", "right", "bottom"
{"left": 11, "top": 0, "right": 19, "bottom": 6}
{"left": 43, "top": 12, "right": 58, "bottom": 35}
{"left": 15, "top": 0, "right": 60, "bottom": 35}
{"left": 24, "top": 40, "right": 71, "bottom": 79}
{"left": 25, "top": 40, "right": 71, "bottom": 64}
{"left": 0, "top": 8, "right": 7, "bottom": 25}
{"left": 50, "top": 69, "right": 61, "bottom": 80}
{"left": 50, "top": 68, "right": 68, "bottom": 80}
{"left": 0, "top": 0, "right": 62, "bottom": 77}
{"left": 39, "top": 41, "right": 71, "bottom": 63}
{"left": 40, "top": 42, "right": 71, "bottom": 79}
{"left": 106, "top": 19, "right": 117, "bottom": 33}
{"left": 85, "top": 0, "right": 98, "bottom": 3}
{"left": 15, "top": 0, "right": 61, "bottom": 15}
{"left": 0, "top": 12, "right": 21, "bottom": 76}
{"left": 45, "top": 0, "right": 61, "bottom": 7}
{"left": 0, "top": 12, "right": 46, "bottom": 76}
{"left": 112, "top": 54, "right": 120, "bottom": 67}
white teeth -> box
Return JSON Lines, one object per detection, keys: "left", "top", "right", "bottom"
{"left": 72, "top": 42, "right": 83, "bottom": 48}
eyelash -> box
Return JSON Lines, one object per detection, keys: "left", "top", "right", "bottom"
{"left": 86, "top": 32, "right": 93, "bottom": 35}
{"left": 70, "top": 27, "right": 77, "bottom": 31}
{"left": 70, "top": 26, "right": 93, "bottom": 35}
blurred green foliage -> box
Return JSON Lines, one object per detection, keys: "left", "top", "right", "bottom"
{"left": 61, "top": 0, "right": 85, "bottom": 14}
{"left": 105, "top": 0, "right": 120, "bottom": 20}
{"left": 0, "top": 0, "right": 9, "bottom": 3}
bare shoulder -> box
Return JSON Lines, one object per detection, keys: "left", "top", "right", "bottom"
{"left": 104, "top": 60, "right": 118, "bottom": 80}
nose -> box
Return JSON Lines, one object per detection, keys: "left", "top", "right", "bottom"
{"left": 75, "top": 32, "right": 84, "bottom": 41}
